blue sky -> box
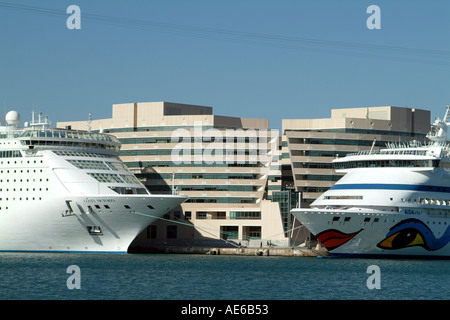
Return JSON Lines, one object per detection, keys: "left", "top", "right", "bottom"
{"left": 0, "top": 1, "right": 449, "bottom": 129}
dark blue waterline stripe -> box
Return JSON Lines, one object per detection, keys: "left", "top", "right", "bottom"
{"left": 331, "top": 183, "right": 450, "bottom": 193}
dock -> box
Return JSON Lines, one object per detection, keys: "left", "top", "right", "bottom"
{"left": 129, "top": 244, "right": 329, "bottom": 257}
{"left": 207, "top": 246, "right": 328, "bottom": 257}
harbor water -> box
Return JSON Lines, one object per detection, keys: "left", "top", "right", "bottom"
{"left": 0, "top": 252, "right": 448, "bottom": 300}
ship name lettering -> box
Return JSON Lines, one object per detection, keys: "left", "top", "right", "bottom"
{"left": 83, "top": 199, "right": 116, "bottom": 204}
{"left": 404, "top": 209, "right": 422, "bottom": 215}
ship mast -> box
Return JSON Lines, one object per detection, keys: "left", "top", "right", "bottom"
{"left": 30, "top": 110, "right": 51, "bottom": 129}
{"left": 426, "top": 105, "right": 450, "bottom": 144}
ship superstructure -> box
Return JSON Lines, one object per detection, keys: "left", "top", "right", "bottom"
{"left": 0, "top": 111, "right": 187, "bottom": 253}
{"left": 292, "top": 106, "right": 450, "bottom": 259}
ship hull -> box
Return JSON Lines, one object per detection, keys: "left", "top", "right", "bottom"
{"left": 292, "top": 208, "right": 450, "bottom": 259}
{"left": 0, "top": 194, "right": 186, "bottom": 253}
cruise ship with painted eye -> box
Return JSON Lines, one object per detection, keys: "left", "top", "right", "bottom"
{"left": 292, "top": 106, "right": 450, "bottom": 259}
{"left": 0, "top": 110, "right": 187, "bottom": 253}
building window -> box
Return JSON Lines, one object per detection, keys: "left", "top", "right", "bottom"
{"left": 167, "top": 225, "right": 177, "bottom": 239}
{"left": 196, "top": 211, "right": 207, "bottom": 219}
{"left": 146, "top": 225, "right": 156, "bottom": 239}
{"left": 230, "top": 211, "right": 261, "bottom": 219}
{"left": 221, "top": 226, "right": 238, "bottom": 240}
{"left": 243, "top": 226, "right": 261, "bottom": 240}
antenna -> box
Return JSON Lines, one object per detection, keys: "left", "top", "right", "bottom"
{"left": 2, "top": 100, "right": 6, "bottom": 125}
{"left": 369, "top": 138, "right": 377, "bottom": 154}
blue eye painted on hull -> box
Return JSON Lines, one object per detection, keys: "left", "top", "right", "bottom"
{"left": 377, "top": 218, "right": 450, "bottom": 251}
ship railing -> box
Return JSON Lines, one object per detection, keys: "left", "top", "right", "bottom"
{"left": 346, "top": 149, "right": 429, "bottom": 157}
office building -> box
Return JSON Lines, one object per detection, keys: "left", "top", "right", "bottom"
{"left": 58, "top": 104, "right": 431, "bottom": 248}
{"left": 58, "top": 102, "right": 290, "bottom": 248}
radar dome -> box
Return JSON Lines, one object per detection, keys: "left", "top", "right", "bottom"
{"left": 5, "top": 110, "right": 21, "bottom": 125}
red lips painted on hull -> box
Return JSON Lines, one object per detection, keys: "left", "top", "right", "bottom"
{"left": 316, "top": 229, "right": 363, "bottom": 250}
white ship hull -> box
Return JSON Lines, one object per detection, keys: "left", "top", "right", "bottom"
{"left": 0, "top": 194, "right": 186, "bottom": 253}
{"left": 0, "top": 110, "right": 189, "bottom": 253}
{"left": 292, "top": 208, "right": 450, "bottom": 259}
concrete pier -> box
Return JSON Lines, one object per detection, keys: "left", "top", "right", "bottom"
{"left": 207, "top": 246, "right": 328, "bottom": 257}
{"left": 129, "top": 245, "right": 329, "bottom": 257}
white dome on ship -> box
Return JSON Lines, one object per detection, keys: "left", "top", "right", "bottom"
{"left": 5, "top": 110, "right": 21, "bottom": 125}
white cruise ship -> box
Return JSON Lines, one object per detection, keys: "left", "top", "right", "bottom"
{"left": 0, "top": 110, "right": 187, "bottom": 253}
{"left": 292, "top": 106, "right": 450, "bottom": 259}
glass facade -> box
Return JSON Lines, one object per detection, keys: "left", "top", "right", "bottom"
{"left": 271, "top": 190, "right": 299, "bottom": 236}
